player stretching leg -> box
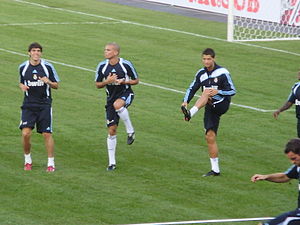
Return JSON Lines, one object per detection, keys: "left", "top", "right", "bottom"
{"left": 95, "top": 42, "right": 139, "bottom": 171}
{"left": 181, "top": 48, "right": 236, "bottom": 177}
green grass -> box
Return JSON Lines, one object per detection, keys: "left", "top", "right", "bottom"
{"left": 1, "top": 0, "right": 300, "bottom": 224}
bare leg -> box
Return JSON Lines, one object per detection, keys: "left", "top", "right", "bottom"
{"left": 194, "top": 89, "right": 211, "bottom": 110}
{"left": 22, "top": 128, "right": 33, "bottom": 169}
{"left": 22, "top": 128, "right": 32, "bottom": 155}
{"left": 205, "top": 130, "right": 218, "bottom": 158}
{"left": 42, "top": 132, "right": 54, "bottom": 158}
{"left": 205, "top": 130, "right": 220, "bottom": 174}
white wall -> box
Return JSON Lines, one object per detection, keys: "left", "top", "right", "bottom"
{"left": 143, "top": 0, "right": 284, "bottom": 23}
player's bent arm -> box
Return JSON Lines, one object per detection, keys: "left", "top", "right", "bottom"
{"left": 251, "top": 173, "right": 290, "bottom": 183}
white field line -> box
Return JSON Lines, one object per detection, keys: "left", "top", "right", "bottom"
{"left": 0, "top": 21, "right": 122, "bottom": 26}
{"left": 0, "top": 47, "right": 274, "bottom": 112}
{"left": 12, "top": 0, "right": 300, "bottom": 57}
{"left": 125, "top": 217, "right": 274, "bottom": 225}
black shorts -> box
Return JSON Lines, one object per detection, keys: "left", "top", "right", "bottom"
{"left": 204, "top": 100, "right": 230, "bottom": 134}
{"left": 263, "top": 208, "right": 300, "bottom": 225}
{"left": 106, "top": 92, "right": 134, "bottom": 127}
{"left": 19, "top": 104, "right": 53, "bottom": 133}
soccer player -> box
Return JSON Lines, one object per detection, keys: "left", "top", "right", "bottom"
{"left": 273, "top": 70, "right": 300, "bottom": 137}
{"left": 251, "top": 138, "right": 300, "bottom": 225}
{"left": 181, "top": 48, "right": 236, "bottom": 177}
{"left": 19, "top": 42, "right": 60, "bottom": 172}
{"left": 95, "top": 42, "right": 139, "bottom": 171}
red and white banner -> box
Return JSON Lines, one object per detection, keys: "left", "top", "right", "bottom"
{"left": 144, "top": 0, "right": 300, "bottom": 25}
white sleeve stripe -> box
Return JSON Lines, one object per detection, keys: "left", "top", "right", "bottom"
{"left": 43, "top": 60, "right": 60, "bottom": 82}
{"left": 122, "top": 58, "right": 138, "bottom": 79}
{"left": 21, "top": 61, "right": 30, "bottom": 77}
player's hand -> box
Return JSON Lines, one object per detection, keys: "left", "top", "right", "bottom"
{"left": 181, "top": 102, "right": 188, "bottom": 108}
{"left": 273, "top": 110, "right": 280, "bottom": 119}
{"left": 116, "top": 78, "right": 125, "bottom": 85}
{"left": 106, "top": 73, "right": 118, "bottom": 84}
{"left": 19, "top": 83, "right": 29, "bottom": 91}
{"left": 39, "top": 76, "right": 50, "bottom": 84}
{"left": 251, "top": 174, "right": 267, "bottom": 182}
{"left": 209, "top": 88, "right": 218, "bottom": 96}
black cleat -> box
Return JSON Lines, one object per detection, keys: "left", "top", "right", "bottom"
{"left": 202, "top": 170, "right": 220, "bottom": 177}
{"left": 107, "top": 164, "right": 116, "bottom": 171}
{"left": 181, "top": 106, "right": 191, "bottom": 121}
{"left": 127, "top": 132, "right": 135, "bottom": 145}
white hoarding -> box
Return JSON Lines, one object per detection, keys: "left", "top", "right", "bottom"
{"left": 144, "top": 0, "right": 282, "bottom": 22}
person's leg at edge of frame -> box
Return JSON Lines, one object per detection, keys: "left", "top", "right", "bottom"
{"left": 42, "top": 132, "right": 55, "bottom": 172}
{"left": 22, "top": 127, "right": 32, "bottom": 170}
{"left": 205, "top": 129, "right": 220, "bottom": 175}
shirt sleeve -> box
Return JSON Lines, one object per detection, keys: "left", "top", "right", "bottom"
{"left": 288, "top": 91, "right": 296, "bottom": 103}
{"left": 183, "top": 74, "right": 201, "bottom": 103}
{"left": 285, "top": 165, "right": 299, "bottom": 179}
{"left": 95, "top": 63, "right": 105, "bottom": 82}
{"left": 19, "top": 66, "right": 24, "bottom": 84}
{"left": 287, "top": 84, "right": 299, "bottom": 103}
{"left": 217, "top": 73, "right": 236, "bottom": 96}
{"left": 125, "top": 61, "right": 138, "bottom": 80}
{"left": 95, "top": 69, "right": 104, "bottom": 82}
{"left": 47, "top": 65, "right": 60, "bottom": 82}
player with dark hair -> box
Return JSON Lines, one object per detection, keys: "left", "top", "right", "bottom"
{"left": 273, "top": 70, "right": 300, "bottom": 137}
{"left": 19, "top": 42, "right": 60, "bottom": 172}
{"left": 181, "top": 48, "right": 236, "bottom": 177}
{"left": 251, "top": 138, "right": 300, "bottom": 225}
{"left": 95, "top": 42, "right": 139, "bottom": 171}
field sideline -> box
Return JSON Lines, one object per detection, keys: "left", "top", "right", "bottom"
{"left": 1, "top": 0, "right": 300, "bottom": 225}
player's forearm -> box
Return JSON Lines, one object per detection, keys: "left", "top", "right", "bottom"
{"left": 277, "top": 102, "right": 293, "bottom": 112}
{"left": 125, "top": 79, "right": 139, "bottom": 85}
{"left": 265, "top": 173, "right": 290, "bottom": 183}
{"left": 19, "top": 83, "right": 29, "bottom": 91}
{"left": 19, "top": 83, "right": 25, "bottom": 89}
{"left": 95, "top": 81, "right": 108, "bottom": 88}
{"left": 47, "top": 81, "right": 58, "bottom": 89}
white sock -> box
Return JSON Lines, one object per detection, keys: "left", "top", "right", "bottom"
{"left": 48, "top": 157, "right": 55, "bottom": 167}
{"left": 24, "top": 153, "right": 32, "bottom": 165}
{"left": 107, "top": 135, "right": 117, "bottom": 165}
{"left": 116, "top": 107, "right": 134, "bottom": 134}
{"left": 210, "top": 157, "right": 220, "bottom": 173}
{"left": 190, "top": 106, "right": 199, "bottom": 117}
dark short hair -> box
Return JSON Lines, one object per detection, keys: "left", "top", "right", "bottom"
{"left": 28, "top": 42, "right": 43, "bottom": 52}
{"left": 202, "top": 48, "right": 215, "bottom": 58}
{"left": 284, "top": 138, "right": 300, "bottom": 154}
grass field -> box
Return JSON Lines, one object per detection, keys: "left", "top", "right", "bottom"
{"left": 1, "top": 0, "right": 300, "bottom": 224}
